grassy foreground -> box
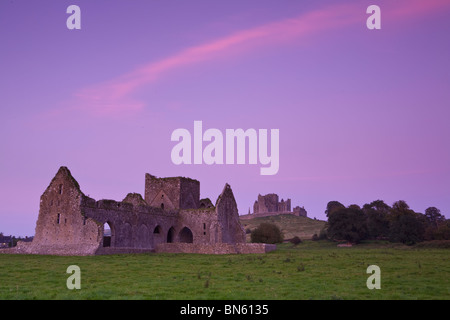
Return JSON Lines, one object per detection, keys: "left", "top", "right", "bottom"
{"left": 0, "top": 241, "right": 448, "bottom": 300}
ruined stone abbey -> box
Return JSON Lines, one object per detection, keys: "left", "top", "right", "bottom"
{"left": 14, "top": 167, "right": 274, "bottom": 256}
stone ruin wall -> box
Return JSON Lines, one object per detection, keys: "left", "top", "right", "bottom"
{"left": 144, "top": 174, "right": 200, "bottom": 210}
{"left": 145, "top": 174, "right": 182, "bottom": 210}
{"left": 6, "top": 167, "right": 262, "bottom": 256}
{"left": 215, "top": 184, "right": 246, "bottom": 244}
{"left": 253, "top": 194, "right": 291, "bottom": 214}
{"left": 81, "top": 197, "right": 179, "bottom": 252}
{"left": 179, "top": 177, "right": 201, "bottom": 209}
{"left": 16, "top": 167, "right": 101, "bottom": 255}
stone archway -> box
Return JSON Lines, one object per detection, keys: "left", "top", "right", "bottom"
{"left": 137, "top": 224, "right": 150, "bottom": 248}
{"left": 121, "top": 223, "right": 132, "bottom": 247}
{"left": 179, "top": 227, "right": 193, "bottom": 243}
{"left": 103, "top": 222, "right": 113, "bottom": 247}
{"left": 153, "top": 225, "right": 164, "bottom": 247}
{"left": 167, "top": 227, "right": 175, "bottom": 243}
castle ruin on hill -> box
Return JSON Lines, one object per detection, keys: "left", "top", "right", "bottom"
{"left": 240, "top": 193, "right": 307, "bottom": 220}
{"left": 10, "top": 167, "right": 275, "bottom": 256}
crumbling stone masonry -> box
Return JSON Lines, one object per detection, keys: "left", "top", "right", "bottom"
{"left": 11, "top": 167, "right": 274, "bottom": 255}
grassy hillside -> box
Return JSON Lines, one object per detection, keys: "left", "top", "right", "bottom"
{"left": 240, "top": 214, "right": 326, "bottom": 241}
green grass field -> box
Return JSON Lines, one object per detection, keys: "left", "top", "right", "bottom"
{"left": 0, "top": 241, "right": 448, "bottom": 300}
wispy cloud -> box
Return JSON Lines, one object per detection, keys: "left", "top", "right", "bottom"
{"left": 70, "top": 0, "right": 450, "bottom": 117}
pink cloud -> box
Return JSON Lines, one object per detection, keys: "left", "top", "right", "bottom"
{"left": 71, "top": 0, "right": 450, "bottom": 117}
{"left": 387, "top": 0, "right": 450, "bottom": 18}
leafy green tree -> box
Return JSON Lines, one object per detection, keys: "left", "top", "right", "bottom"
{"left": 433, "top": 220, "right": 450, "bottom": 240}
{"left": 325, "top": 201, "right": 345, "bottom": 217}
{"left": 327, "top": 205, "right": 367, "bottom": 243}
{"left": 390, "top": 200, "right": 411, "bottom": 218}
{"left": 363, "top": 200, "right": 390, "bottom": 239}
{"left": 423, "top": 207, "right": 447, "bottom": 240}
{"left": 424, "top": 207, "right": 445, "bottom": 228}
{"left": 389, "top": 213, "right": 424, "bottom": 245}
{"left": 388, "top": 200, "right": 424, "bottom": 245}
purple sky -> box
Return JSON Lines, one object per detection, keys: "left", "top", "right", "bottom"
{"left": 1, "top": 0, "right": 449, "bottom": 236}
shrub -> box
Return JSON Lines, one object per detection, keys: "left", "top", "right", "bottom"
{"left": 290, "top": 236, "right": 302, "bottom": 245}
{"left": 312, "top": 228, "right": 328, "bottom": 241}
{"left": 318, "top": 227, "right": 328, "bottom": 240}
{"left": 251, "top": 222, "right": 283, "bottom": 244}
{"left": 389, "top": 213, "right": 425, "bottom": 245}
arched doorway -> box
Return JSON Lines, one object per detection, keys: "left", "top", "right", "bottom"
{"left": 153, "top": 225, "right": 162, "bottom": 234}
{"left": 179, "top": 227, "right": 193, "bottom": 243}
{"left": 121, "top": 223, "right": 132, "bottom": 247}
{"left": 153, "top": 225, "right": 164, "bottom": 247}
{"left": 137, "top": 224, "right": 150, "bottom": 248}
{"left": 103, "top": 222, "right": 113, "bottom": 247}
{"left": 167, "top": 227, "right": 175, "bottom": 243}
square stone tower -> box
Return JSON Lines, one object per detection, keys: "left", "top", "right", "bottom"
{"left": 144, "top": 174, "right": 200, "bottom": 210}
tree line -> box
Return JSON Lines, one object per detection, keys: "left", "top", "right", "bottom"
{"left": 325, "top": 200, "right": 450, "bottom": 245}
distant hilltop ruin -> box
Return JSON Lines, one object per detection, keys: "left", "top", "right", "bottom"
{"left": 3, "top": 167, "right": 276, "bottom": 256}
{"left": 240, "top": 193, "right": 307, "bottom": 220}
